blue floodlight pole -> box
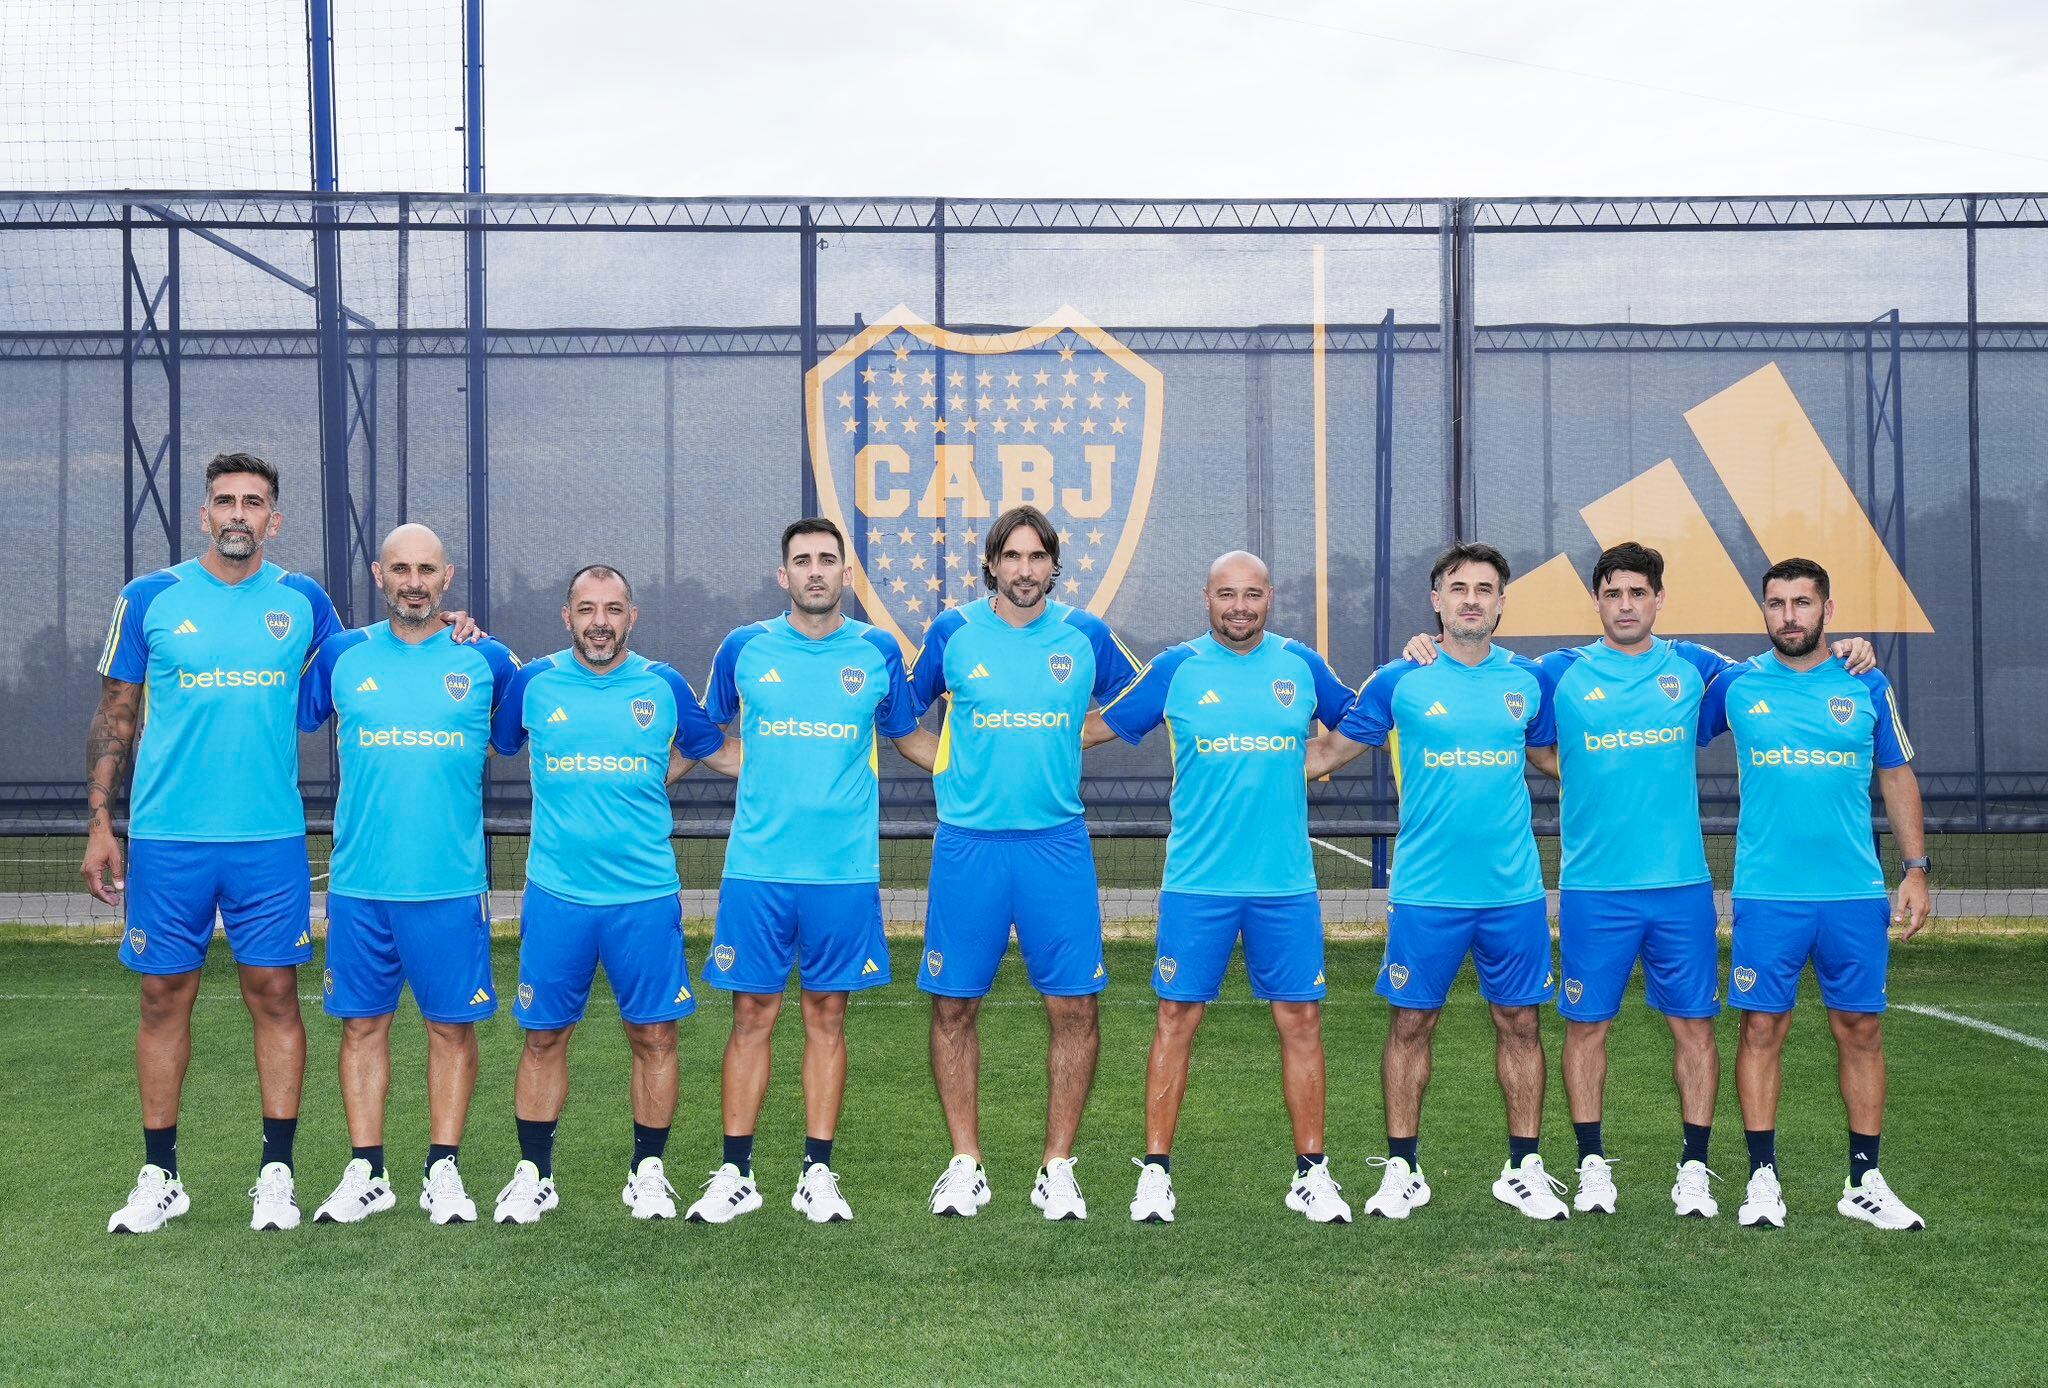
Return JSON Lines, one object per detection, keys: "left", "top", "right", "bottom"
{"left": 464, "top": 0, "right": 491, "bottom": 628}
{"left": 309, "top": 0, "right": 353, "bottom": 622}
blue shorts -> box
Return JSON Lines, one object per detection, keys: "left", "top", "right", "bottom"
{"left": 707, "top": 877, "right": 890, "bottom": 994}
{"left": 1729, "top": 897, "right": 1890, "bottom": 1014}
{"left": 324, "top": 893, "right": 496, "bottom": 1024}
{"left": 1155, "top": 891, "right": 1325, "bottom": 1003}
{"left": 921, "top": 820, "right": 1105, "bottom": 999}
{"left": 1377, "top": 899, "right": 1554, "bottom": 1010}
{"left": 1557, "top": 883, "right": 1720, "bottom": 1022}
{"left": 514, "top": 883, "right": 695, "bottom": 1029}
{"left": 120, "top": 836, "right": 312, "bottom": 975}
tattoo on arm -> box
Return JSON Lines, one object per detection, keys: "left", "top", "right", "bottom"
{"left": 85, "top": 677, "right": 142, "bottom": 833}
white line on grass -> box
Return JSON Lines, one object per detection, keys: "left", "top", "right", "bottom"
{"left": 1310, "top": 837, "right": 1376, "bottom": 869}
{"left": 1897, "top": 1003, "right": 2048, "bottom": 1054}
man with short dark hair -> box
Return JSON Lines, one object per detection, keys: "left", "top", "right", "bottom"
{"left": 913, "top": 504, "right": 1144, "bottom": 1221}
{"left": 88, "top": 452, "right": 342, "bottom": 1233}
{"left": 486, "top": 564, "right": 739, "bottom": 1224}
{"left": 1700, "top": 557, "right": 1930, "bottom": 1231}
{"left": 1308, "top": 542, "right": 1569, "bottom": 1221}
{"left": 685, "top": 519, "right": 934, "bottom": 1225}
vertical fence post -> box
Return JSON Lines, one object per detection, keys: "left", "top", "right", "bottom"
{"left": 121, "top": 206, "right": 135, "bottom": 583}
{"left": 395, "top": 194, "right": 410, "bottom": 524}
{"left": 799, "top": 204, "right": 819, "bottom": 519}
{"left": 1371, "top": 309, "right": 1396, "bottom": 888}
{"left": 309, "top": 0, "right": 353, "bottom": 622}
{"left": 165, "top": 226, "right": 182, "bottom": 563}
{"left": 1965, "top": 199, "right": 1987, "bottom": 829}
{"left": 463, "top": 0, "right": 490, "bottom": 629}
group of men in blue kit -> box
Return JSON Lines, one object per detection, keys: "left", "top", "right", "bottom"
{"left": 84, "top": 449, "right": 1932, "bottom": 1237}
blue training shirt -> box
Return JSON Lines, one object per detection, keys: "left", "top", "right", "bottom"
{"left": 1540, "top": 637, "right": 1734, "bottom": 892}
{"left": 1102, "top": 632, "right": 1354, "bottom": 896}
{"left": 490, "top": 649, "right": 726, "bottom": 906}
{"left": 705, "top": 614, "right": 918, "bottom": 884}
{"left": 97, "top": 559, "right": 342, "bottom": 842}
{"left": 908, "top": 598, "right": 1142, "bottom": 832}
{"left": 1700, "top": 653, "right": 1912, "bottom": 902}
{"left": 1338, "top": 645, "right": 1556, "bottom": 909}
{"left": 300, "top": 623, "right": 522, "bottom": 901}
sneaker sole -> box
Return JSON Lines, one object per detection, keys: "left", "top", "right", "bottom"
{"left": 1739, "top": 1211, "right": 1786, "bottom": 1228}
{"left": 685, "top": 1197, "right": 763, "bottom": 1225}
{"left": 252, "top": 1215, "right": 301, "bottom": 1232}
{"left": 1574, "top": 1200, "right": 1617, "bottom": 1215}
{"left": 1837, "top": 1201, "right": 1923, "bottom": 1231}
{"left": 1130, "top": 1211, "right": 1174, "bottom": 1224}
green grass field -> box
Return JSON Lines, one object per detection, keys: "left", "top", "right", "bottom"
{"left": 4, "top": 930, "right": 2046, "bottom": 1385}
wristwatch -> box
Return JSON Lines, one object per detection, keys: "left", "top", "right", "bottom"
{"left": 1901, "top": 856, "right": 1932, "bottom": 875}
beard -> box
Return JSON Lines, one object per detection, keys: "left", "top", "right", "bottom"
{"left": 572, "top": 626, "right": 623, "bottom": 666}
{"left": 213, "top": 525, "right": 257, "bottom": 560}
{"left": 1770, "top": 624, "right": 1823, "bottom": 658}
{"left": 996, "top": 575, "right": 1046, "bottom": 611}
{"left": 386, "top": 591, "right": 437, "bottom": 630}
{"left": 791, "top": 584, "right": 838, "bottom": 616}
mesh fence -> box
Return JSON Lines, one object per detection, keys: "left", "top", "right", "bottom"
{"left": 3, "top": 193, "right": 2045, "bottom": 934}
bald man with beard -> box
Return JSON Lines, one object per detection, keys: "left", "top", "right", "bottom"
{"left": 296, "top": 523, "right": 521, "bottom": 1226}
{"left": 1083, "top": 552, "right": 1359, "bottom": 1224}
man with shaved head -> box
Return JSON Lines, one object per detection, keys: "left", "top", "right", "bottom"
{"left": 297, "top": 523, "right": 520, "bottom": 1226}
{"left": 1084, "top": 551, "right": 1358, "bottom": 1224}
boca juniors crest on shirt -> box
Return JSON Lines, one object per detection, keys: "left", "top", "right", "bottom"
{"left": 1503, "top": 690, "right": 1526, "bottom": 721}
{"left": 1047, "top": 652, "right": 1074, "bottom": 684}
{"left": 631, "top": 697, "right": 656, "bottom": 730}
{"left": 1658, "top": 673, "right": 1682, "bottom": 700}
{"left": 1828, "top": 695, "right": 1855, "bottom": 726}
{"left": 264, "top": 610, "right": 292, "bottom": 640}
{"left": 445, "top": 672, "right": 472, "bottom": 702}
{"left": 805, "top": 304, "right": 1163, "bottom": 653}
{"left": 1272, "top": 678, "right": 1297, "bottom": 708}
{"left": 839, "top": 665, "right": 866, "bottom": 697}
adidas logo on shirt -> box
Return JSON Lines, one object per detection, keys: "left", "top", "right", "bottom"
{"left": 1747, "top": 699, "right": 1772, "bottom": 715}
{"left": 1423, "top": 701, "right": 1448, "bottom": 717}
{"left": 758, "top": 668, "right": 783, "bottom": 683}
{"left": 355, "top": 676, "right": 380, "bottom": 693}
{"left": 861, "top": 958, "right": 881, "bottom": 977}
{"left": 469, "top": 987, "right": 491, "bottom": 1006}
{"left": 675, "top": 983, "right": 692, "bottom": 1004}
{"left": 1583, "top": 687, "right": 1607, "bottom": 701}
{"left": 1198, "top": 690, "right": 1222, "bottom": 706}
{"left": 547, "top": 707, "right": 570, "bottom": 723}
{"left": 171, "top": 619, "right": 199, "bottom": 636}
{"left": 967, "top": 663, "right": 991, "bottom": 680}
{"left": 294, "top": 930, "right": 311, "bottom": 948}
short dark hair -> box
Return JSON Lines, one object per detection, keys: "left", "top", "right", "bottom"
{"left": 983, "top": 504, "right": 1061, "bottom": 588}
{"left": 1428, "top": 541, "right": 1510, "bottom": 589}
{"left": 1591, "top": 542, "right": 1664, "bottom": 594}
{"left": 1760, "top": 556, "right": 1829, "bottom": 601}
{"left": 565, "top": 563, "right": 633, "bottom": 605}
{"left": 204, "top": 451, "right": 279, "bottom": 502}
{"left": 781, "top": 517, "right": 845, "bottom": 563}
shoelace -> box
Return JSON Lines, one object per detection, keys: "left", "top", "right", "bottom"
{"left": 806, "top": 1167, "right": 845, "bottom": 1203}
{"left": 633, "top": 1166, "right": 676, "bottom": 1200}
{"left": 1130, "top": 1157, "right": 1171, "bottom": 1203}
{"left": 1298, "top": 1164, "right": 1343, "bottom": 1200}
{"left": 1581, "top": 1158, "right": 1619, "bottom": 1193}
{"left": 1364, "top": 1157, "right": 1412, "bottom": 1193}
{"left": 1675, "top": 1163, "right": 1719, "bottom": 1196}
{"left": 1519, "top": 1160, "right": 1568, "bottom": 1199}
{"left": 249, "top": 1168, "right": 294, "bottom": 1204}
{"left": 128, "top": 1170, "right": 172, "bottom": 1207}
{"left": 1749, "top": 1166, "right": 1783, "bottom": 1199}
{"left": 698, "top": 1168, "right": 747, "bottom": 1200}
{"left": 497, "top": 1169, "right": 542, "bottom": 1204}
{"left": 1045, "top": 1159, "right": 1082, "bottom": 1201}
{"left": 930, "top": 1162, "right": 978, "bottom": 1202}
{"left": 427, "top": 1163, "right": 466, "bottom": 1202}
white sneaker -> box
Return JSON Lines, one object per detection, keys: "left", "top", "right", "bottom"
{"left": 493, "top": 1160, "right": 559, "bottom": 1225}
{"left": 684, "top": 1162, "right": 761, "bottom": 1225}
{"left": 1363, "top": 1156, "right": 1431, "bottom": 1219}
{"left": 314, "top": 1157, "right": 395, "bottom": 1225}
{"left": 622, "top": 1156, "right": 679, "bottom": 1220}
{"left": 1738, "top": 1164, "right": 1786, "bottom": 1229}
{"left": 1838, "top": 1170, "right": 1925, "bottom": 1230}
{"left": 1129, "top": 1158, "right": 1176, "bottom": 1224}
{"left": 1573, "top": 1154, "right": 1618, "bottom": 1215}
{"left": 1672, "top": 1160, "right": 1720, "bottom": 1218}
{"left": 108, "top": 1164, "right": 189, "bottom": 1234}
{"left": 420, "top": 1157, "right": 477, "bottom": 1225}
{"left": 929, "top": 1155, "right": 991, "bottom": 1218}
{"left": 1492, "top": 1154, "right": 1570, "bottom": 1221}
{"left": 1030, "top": 1156, "right": 1088, "bottom": 1221}
{"left": 249, "top": 1161, "right": 302, "bottom": 1231}
{"left": 792, "top": 1162, "right": 854, "bottom": 1224}
{"left": 1285, "top": 1159, "right": 1353, "bottom": 1224}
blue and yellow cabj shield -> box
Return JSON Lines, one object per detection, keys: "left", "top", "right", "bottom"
{"left": 805, "top": 304, "right": 1164, "bottom": 654}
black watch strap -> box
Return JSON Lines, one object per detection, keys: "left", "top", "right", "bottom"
{"left": 1902, "top": 856, "right": 1931, "bottom": 874}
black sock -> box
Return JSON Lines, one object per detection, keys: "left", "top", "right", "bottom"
{"left": 144, "top": 1124, "right": 178, "bottom": 1177}
{"left": 723, "top": 1132, "right": 754, "bottom": 1176}
{"left": 516, "top": 1116, "right": 556, "bottom": 1179}
{"left": 1388, "top": 1135, "right": 1418, "bottom": 1167}
{"left": 802, "top": 1135, "right": 835, "bottom": 1172}
{"left": 632, "top": 1122, "right": 670, "bottom": 1174}
{"left": 1745, "top": 1128, "right": 1776, "bottom": 1174}
{"left": 1296, "top": 1151, "right": 1325, "bottom": 1175}
{"left": 1573, "top": 1120, "right": 1605, "bottom": 1161}
{"left": 1682, "top": 1123, "right": 1712, "bottom": 1167}
{"left": 1508, "top": 1134, "right": 1541, "bottom": 1167}
{"left": 351, "top": 1144, "right": 386, "bottom": 1177}
{"left": 260, "top": 1116, "right": 297, "bottom": 1172}
{"left": 425, "top": 1143, "right": 459, "bottom": 1178}
{"left": 1143, "top": 1152, "right": 1171, "bottom": 1174}
{"left": 1849, "top": 1130, "right": 1881, "bottom": 1185}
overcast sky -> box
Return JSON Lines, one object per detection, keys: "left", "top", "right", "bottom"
{"left": 482, "top": 0, "right": 2048, "bottom": 198}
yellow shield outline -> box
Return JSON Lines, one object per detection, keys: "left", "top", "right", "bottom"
{"left": 803, "top": 303, "right": 1165, "bottom": 655}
